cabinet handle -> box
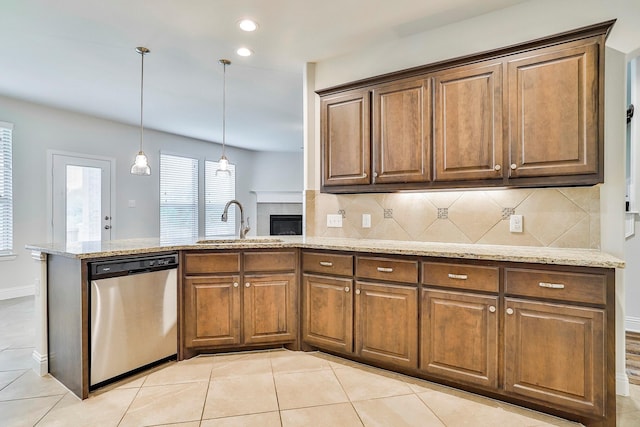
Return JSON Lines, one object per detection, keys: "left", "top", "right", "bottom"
{"left": 319, "top": 261, "right": 333, "bottom": 267}
{"left": 344, "top": 287, "right": 350, "bottom": 293}
{"left": 377, "top": 267, "right": 394, "bottom": 273}
{"left": 510, "top": 164, "right": 517, "bottom": 170}
{"left": 447, "top": 273, "right": 468, "bottom": 280}
{"left": 363, "top": 172, "right": 368, "bottom": 178}
{"left": 494, "top": 165, "right": 501, "bottom": 171}
{"left": 245, "top": 282, "right": 251, "bottom": 288}
{"left": 373, "top": 172, "right": 378, "bottom": 178}
{"left": 539, "top": 282, "right": 565, "bottom": 289}
{"left": 489, "top": 305, "right": 496, "bottom": 313}
{"left": 355, "top": 289, "right": 361, "bottom": 295}
{"left": 233, "top": 282, "right": 239, "bottom": 288}
{"left": 506, "top": 308, "right": 514, "bottom": 315}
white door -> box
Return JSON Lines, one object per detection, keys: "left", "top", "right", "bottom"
{"left": 51, "top": 153, "right": 113, "bottom": 243}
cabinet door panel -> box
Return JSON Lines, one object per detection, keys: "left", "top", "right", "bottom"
{"left": 243, "top": 273, "right": 296, "bottom": 344}
{"left": 356, "top": 281, "right": 418, "bottom": 369}
{"left": 303, "top": 274, "right": 353, "bottom": 353}
{"left": 321, "top": 89, "right": 371, "bottom": 186}
{"left": 508, "top": 41, "right": 598, "bottom": 178}
{"left": 504, "top": 298, "right": 605, "bottom": 416}
{"left": 372, "top": 78, "right": 431, "bottom": 183}
{"left": 184, "top": 276, "right": 241, "bottom": 348}
{"left": 434, "top": 62, "right": 503, "bottom": 181}
{"left": 421, "top": 290, "right": 498, "bottom": 388}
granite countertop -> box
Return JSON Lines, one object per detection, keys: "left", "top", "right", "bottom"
{"left": 25, "top": 236, "right": 625, "bottom": 269}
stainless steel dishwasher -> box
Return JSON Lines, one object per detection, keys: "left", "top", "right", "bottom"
{"left": 88, "top": 252, "right": 178, "bottom": 388}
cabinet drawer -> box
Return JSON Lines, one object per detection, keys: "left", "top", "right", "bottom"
{"left": 183, "top": 252, "right": 240, "bottom": 274}
{"left": 303, "top": 252, "right": 353, "bottom": 276}
{"left": 422, "top": 262, "right": 499, "bottom": 293}
{"left": 244, "top": 251, "right": 297, "bottom": 273}
{"left": 356, "top": 256, "right": 418, "bottom": 284}
{"left": 505, "top": 268, "right": 606, "bottom": 305}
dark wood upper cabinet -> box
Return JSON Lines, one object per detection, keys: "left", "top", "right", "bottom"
{"left": 507, "top": 39, "right": 600, "bottom": 180}
{"left": 433, "top": 61, "right": 503, "bottom": 182}
{"left": 372, "top": 78, "right": 431, "bottom": 184}
{"left": 321, "top": 89, "right": 371, "bottom": 187}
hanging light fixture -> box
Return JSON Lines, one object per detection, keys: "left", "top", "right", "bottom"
{"left": 216, "top": 59, "right": 231, "bottom": 175}
{"left": 130, "top": 46, "right": 151, "bottom": 176}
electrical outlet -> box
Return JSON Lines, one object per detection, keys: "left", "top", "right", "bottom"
{"left": 327, "top": 214, "right": 343, "bottom": 228}
{"left": 362, "top": 213, "right": 371, "bottom": 228}
{"left": 509, "top": 214, "right": 523, "bottom": 233}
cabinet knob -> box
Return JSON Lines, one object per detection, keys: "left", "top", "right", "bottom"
{"left": 506, "top": 308, "right": 514, "bottom": 315}
{"left": 373, "top": 172, "right": 378, "bottom": 178}
{"left": 104, "top": 225, "right": 111, "bottom": 230}
{"left": 233, "top": 282, "right": 239, "bottom": 288}
{"left": 344, "top": 287, "right": 350, "bottom": 293}
{"left": 489, "top": 305, "right": 496, "bottom": 313}
{"left": 355, "top": 289, "right": 361, "bottom": 295}
{"left": 245, "top": 282, "right": 251, "bottom": 288}
{"left": 494, "top": 165, "right": 501, "bottom": 171}
{"left": 363, "top": 172, "right": 368, "bottom": 178}
{"left": 510, "top": 164, "right": 517, "bottom": 170}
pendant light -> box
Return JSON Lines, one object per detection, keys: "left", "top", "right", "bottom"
{"left": 216, "top": 59, "right": 231, "bottom": 176}
{"left": 130, "top": 46, "right": 151, "bottom": 176}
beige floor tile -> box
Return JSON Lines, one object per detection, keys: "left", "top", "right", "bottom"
{"left": 353, "top": 394, "right": 444, "bottom": 427}
{"left": 118, "top": 381, "right": 208, "bottom": 426}
{"left": 201, "top": 411, "right": 281, "bottom": 427}
{"left": 36, "top": 388, "right": 138, "bottom": 426}
{"left": 151, "top": 423, "right": 201, "bottom": 427}
{"left": 0, "top": 369, "right": 26, "bottom": 390}
{"left": 202, "top": 373, "right": 278, "bottom": 418}
{"left": 0, "top": 370, "right": 67, "bottom": 401}
{"left": 275, "top": 369, "right": 349, "bottom": 410}
{"left": 333, "top": 366, "right": 413, "bottom": 401}
{"left": 0, "top": 348, "right": 35, "bottom": 371}
{"left": 210, "top": 356, "right": 272, "bottom": 378}
{"left": 618, "top": 388, "right": 640, "bottom": 414}
{"left": 281, "top": 402, "right": 364, "bottom": 427}
{"left": 143, "top": 359, "right": 213, "bottom": 386}
{"left": 617, "top": 410, "right": 640, "bottom": 427}
{"left": 270, "top": 352, "right": 331, "bottom": 374}
{"left": 0, "top": 395, "right": 63, "bottom": 427}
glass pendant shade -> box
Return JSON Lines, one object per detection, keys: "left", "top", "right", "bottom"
{"left": 215, "top": 59, "right": 232, "bottom": 177}
{"left": 131, "top": 46, "right": 151, "bottom": 176}
{"left": 131, "top": 151, "right": 151, "bottom": 175}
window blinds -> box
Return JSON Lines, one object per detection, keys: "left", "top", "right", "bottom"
{"left": 0, "top": 122, "right": 13, "bottom": 254}
{"left": 205, "top": 161, "right": 236, "bottom": 237}
{"left": 160, "top": 153, "right": 199, "bottom": 241}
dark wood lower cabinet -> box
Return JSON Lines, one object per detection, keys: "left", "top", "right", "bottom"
{"left": 355, "top": 281, "right": 418, "bottom": 369}
{"left": 504, "top": 298, "right": 606, "bottom": 417}
{"left": 420, "top": 289, "right": 498, "bottom": 388}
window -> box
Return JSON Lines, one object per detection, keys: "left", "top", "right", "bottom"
{"left": 160, "top": 154, "right": 198, "bottom": 241}
{"left": 205, "top": 161, "right": 236, "bottom": 236}
{"left": 0, "top": 122, "right": 12, "bottom": 254}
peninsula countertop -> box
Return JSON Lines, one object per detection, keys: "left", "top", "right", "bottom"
{"left": 26, "top": 236, "right": 625, "bottom": 269}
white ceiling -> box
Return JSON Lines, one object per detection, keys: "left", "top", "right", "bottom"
{"left": 2, "top": 0, "right": 638, "bottom": 153}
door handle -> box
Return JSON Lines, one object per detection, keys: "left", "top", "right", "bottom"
{"left": 104, "top": 225, "right": 111, "bottom": 230}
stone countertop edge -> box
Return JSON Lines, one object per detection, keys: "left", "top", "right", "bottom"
{"left": 25, "top": 236, "right": 625, "bottom": 269}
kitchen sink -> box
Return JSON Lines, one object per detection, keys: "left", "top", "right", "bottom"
{"left": 196, "top": 238, "right": 284, "bottom": 244}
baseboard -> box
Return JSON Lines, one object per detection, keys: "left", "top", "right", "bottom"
{"left": 626, "top": 316, "right": 640, "bottom": 332}
{"left": 617, "top": 372, "right": 631, "bottom": 396}
{"left": 31, "top": 350, "right": 48, "bottom": 376}
{"left": 0, "top": 285, "right": 35, "bottom": 300}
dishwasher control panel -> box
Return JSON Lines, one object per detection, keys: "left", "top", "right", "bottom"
{"left": 90, "top": 253, "right": 178, "bottom": 279}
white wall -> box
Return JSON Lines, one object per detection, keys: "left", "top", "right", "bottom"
{"left": 0, "top": 95, "right": 302, "bottom": 298}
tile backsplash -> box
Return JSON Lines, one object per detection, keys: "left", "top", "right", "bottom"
{"left": 305, "top": 186, "right": 600, "bottom": 249}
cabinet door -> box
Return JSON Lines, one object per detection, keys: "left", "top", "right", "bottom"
{"left": 243, "top": 273, "right": 297, "bottom": 344}
{"left": 355, "top": 281, "right": 418, "bottom": 369}
{"left": 302, "top": 274, "right": 354, "bottom": 354}
{"left": 372, "top": 78, "right": 431, "bottom": 184}
{"left": 507, "top": 40, "right": 599, "bottom": 179}
{"left": 433, "top": 61, "right": 503, "bottom": 181}
{"left": 321, "top": 89, "right": 371, "bottom": 186}
{"left": 504, "top": 298, "right": 605, "bottom": 416}
{"left": 183, "top": 276, "right": 241, "bottom": 348}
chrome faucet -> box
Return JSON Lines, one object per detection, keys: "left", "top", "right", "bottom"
{"left": 221, "top": 199, "right": 250, "bottom": 239}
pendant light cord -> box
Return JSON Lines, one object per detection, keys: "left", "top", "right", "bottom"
{"left": 139, "top": 49, "right": 145, "bottom": 153}
{"left": 221, "top": 60, "right": 227, "bottom": 157}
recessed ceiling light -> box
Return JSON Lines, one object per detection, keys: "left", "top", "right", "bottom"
{"left": 238, "top": 19, "right": 258, "bottom": 32}
{"left": 236, "top": 47, "right": 253, "bottom": 57}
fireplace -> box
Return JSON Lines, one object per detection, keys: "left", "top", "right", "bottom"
{"left": 270, "top": 214, "right": 302, "bottom": 236}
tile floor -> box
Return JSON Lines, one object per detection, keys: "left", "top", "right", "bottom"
{"left": 1, "top": 296, "right": 639, "bottom": 426}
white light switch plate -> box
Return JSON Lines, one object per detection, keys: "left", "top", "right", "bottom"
{"left": 362, "top": 214, "right": 371, "bottom": 228}
{"left": 327, "top": 214, "right": 343, "bottom": 228}
{"left": 509, "top": 214, "right": 523, "bottom": 233}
